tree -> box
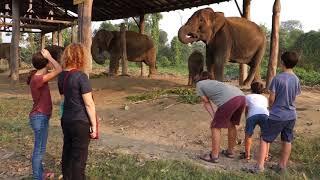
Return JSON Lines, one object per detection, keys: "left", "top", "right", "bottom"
{"left": 292, "top": 30, "right": 320, "bottom": 70}
{"left": 150, "top": 13, "right": 162, "bottom": 51}
{"left": 279, "top": 20, "right": 304, "bottom": 53}
{"left": 281, "top": 20, "right": 302, "bottom": 32}
{"left": 159, "top": 30, "right": 168, "bottom": 46}
{"left": 170, "top": 36, "right": 182, "bottom": 65}
{"left": 94, "top": 21, "right": 119, "bottom": 34}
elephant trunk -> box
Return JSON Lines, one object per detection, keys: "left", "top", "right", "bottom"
{"left": 178, "top": 25, "right": 196, "bottom": 44}
{"left": 91, "top": 39, "right": 105, "bottom": 65}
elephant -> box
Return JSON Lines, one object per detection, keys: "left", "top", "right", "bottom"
{"left": 188, "top": 50, "right": 204, "bottom": 86}
{"left": 91, "top": 29, "right": 157, "bottom": 76}
{"left": 0, "top": 43, "right": 22, "bottom": 67}
{"left": 178, "top": 8, "right": 266, "bottom": 86}
{"left": 45, "top": 45, "right": 64, "bottom": 63}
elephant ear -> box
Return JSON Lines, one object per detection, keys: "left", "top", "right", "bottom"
{"left": 102, "top": 31, "right": 114, "bottom": 49}
{"left": 211, "top": 12, "right": 226, "bottom": 39}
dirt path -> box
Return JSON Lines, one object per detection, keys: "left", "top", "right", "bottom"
{"left": 1, "top": 69, "right": 320, "bottom": 173}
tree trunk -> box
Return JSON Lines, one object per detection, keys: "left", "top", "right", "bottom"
{"left": 78, "top": 0, "right": 93, "bottom": 76}
{"left": 266, "top": 0, "right": 281, "bottom": 87}
{"left": 10, "top": 0, "right": 20, "bottom": 82}
{"left": 139, "top": 15, "right": 147, "bottom": 77}
{"left": 58, "top": 29, "right": 63, "bottom": 46}
{"left": 120, "top": 23, "right": 128, "bottom": 75}
{"left": 41, "top": 32, "right": 46, "bottom": 49}
{"left": 52, "top": 31, "right": 58, "bottom": 45}
{"left": 239, "top": 0, "right": 251, "bottom": 85}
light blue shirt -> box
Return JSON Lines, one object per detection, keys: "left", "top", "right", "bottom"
{"left": 268, "top": 72, "right": 301, "bottom": 121}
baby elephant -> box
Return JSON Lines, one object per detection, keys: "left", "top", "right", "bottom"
{"left": 188, "top": 50, "right": 204, "bottom": 86}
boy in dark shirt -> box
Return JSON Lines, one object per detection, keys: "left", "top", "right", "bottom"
{"left": 250, "top": 51, "right": 301, "bottom": 173}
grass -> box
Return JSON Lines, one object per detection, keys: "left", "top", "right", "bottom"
{"left": 126, "top": 87, "right": 200, "bottom": 104}
{"left": 0, "top": 97, "right": 319, "bottom": 179}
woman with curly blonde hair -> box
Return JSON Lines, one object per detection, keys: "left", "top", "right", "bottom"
{"left": 58, "top": 43, "right": 97, "bottom": 179}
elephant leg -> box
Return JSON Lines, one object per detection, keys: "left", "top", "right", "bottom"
{"left": 243, "top": 46, "right": 264, "bottom": 86}
{"left": 145, "top": 49, "right": 157, "bottom": 76}
{"left": 213, "top": 60, "right": 225, "bottom": 82}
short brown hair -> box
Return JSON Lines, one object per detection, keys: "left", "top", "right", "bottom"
{"left": 194, "top": 71, "right": 211, "bottom": 83}
{"left": 281, "top": 51, "right": 299, "bottom": 69}
{"left": 62, "top": 43, "right": 90, "bottom": 70}
{"left": 251, "top": 81, "right": 264, "bottom": 94}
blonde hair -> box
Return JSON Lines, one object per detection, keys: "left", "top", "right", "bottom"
{"left": 61, "top": 43, "right": 90, "bottom": 70}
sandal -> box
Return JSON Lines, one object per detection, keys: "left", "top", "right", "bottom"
{"left": 239, "top": 152, "right": 251, "bottom": 160}
{"left": 43, "top": 172, "right": 54, "bottom": 179}
{"left": 242, "top": 165, "right": 264, "bottom": 174}
{"left": 199, "top": 152, "right": 219, "bottom": 163}
{"left": 265, "top": 154, "right": 272, "bottom": 162}
{"left": 221, "top": 149, "right": 235, "bottom": 158}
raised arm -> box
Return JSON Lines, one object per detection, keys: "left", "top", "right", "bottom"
{"left": 41, "top": 49, "right": 62, "bottom": 82}
{"left": 82, "top": 92, "right": 97, "bottom": 138}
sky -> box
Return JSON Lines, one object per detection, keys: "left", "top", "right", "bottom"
{"left": 2, "top": 0, "right": 320, "bottom": 43}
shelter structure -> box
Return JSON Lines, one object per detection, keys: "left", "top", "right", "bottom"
{"left": 1, "top": 0, "right": 280, "bottom": 87}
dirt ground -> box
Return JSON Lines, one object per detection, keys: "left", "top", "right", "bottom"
{"left": 1, "top": 68, "right": 320, "bottom": 174}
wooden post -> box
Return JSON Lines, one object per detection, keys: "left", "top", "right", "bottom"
{"left": 78, "top": 0, "right": 93, "bottom": 76}
{"left": 120, "top": 23, "right": 128, "bottom": 75}
{"left": 58, "top": 28, "right": 63, "bottom": 46}
{"left": 266, "top": 0, "right": 281, "bottom": 87}
{"left": 139, "top": 15, "right": 147, "bottom": 77}
{"left": 10, "top": 0, "right": 20, "bottom": 82}
{"left": 239, "top": 0, "right": 251, "bottom": 85}
{"left": 71, "top": 25, "right": 77, "bottom": 43}
{"left": 41, "top": 32, "right": 46, "bottom": 49}
{"left": 52, "top": 31, "right": 58, "bottom": 45}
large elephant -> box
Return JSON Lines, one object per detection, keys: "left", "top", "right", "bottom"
{"left": 45, "top": 45, "right": 64, "bottom": 63}
{"left": 91, "top": 30, "right": 157, "bottom": 76}
{"left": 0, "top": 43, "right": 22, "bottom": 66}
{"left": 188, "top": 50, "right": 204, "bottom": 86}
{"left": 178, "top": 8, "right": 266, "bottom": 86}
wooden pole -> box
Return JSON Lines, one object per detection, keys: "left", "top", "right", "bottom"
{"left": 58, "top": 28, "right": 63, "bottom": 46}
{"left": 120, "top": 23, "right": 128, "bottom": 75}
{"left": 266, "top": 0, "right": 281, "bottom": 87}
{"left": 10, "top": 0, "right": 20, "bottom": 82}
{"left": 78, "top": 0, "right": 93, "bottom": 76}
{"left": 71, "top": 25, "right": 77, "bottom": 43}
{"left": 139, "top": 15, "right": 147, "bottom": 77}
{"left": 52, "top": 31, "right": 58, "bottom": 45}
{"left": 239, "top": 0, "right": 251, "bottom": 85}
{"left": 41, "top": 32, "right": 46, "bottom": 49}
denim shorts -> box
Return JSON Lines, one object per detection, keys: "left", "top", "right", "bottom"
{"left": 261, "top": 119, "right": 296, "bottom": 143}
{"left": 245, "top": 114, "right": 269, "bottom": 136}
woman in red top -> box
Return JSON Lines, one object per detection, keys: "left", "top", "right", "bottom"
{"left": 27, "top": 49, "right": 62, "bottom": 179}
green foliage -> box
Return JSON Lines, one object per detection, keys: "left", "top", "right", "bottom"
{"left": 292, "top": 30, "right": 320, "bottom": 70}
{"left": 87, "top": 153, "right": 273, "bottom": 179}
{"left": 127, "top": 88, "right": 200, "bottom": 104}
{"left": 151, "top": 13, "right": 162, "bottom": 51}
{"left": 97, "top": 21, "right": 119, "bottom": 32}
{"left": 170, "top": 36, "right": 183, "bottom": 65}
{"left": 291, "top": 136, "right": 320, "bottom": 178}
{"left": 0, "top": 32, "right": 2, "bottom": 43}
{"left": 295, "top": 67, "right": 320, "bottom": 86}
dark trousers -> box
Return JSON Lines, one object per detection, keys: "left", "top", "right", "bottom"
{"left": 61, "top": 121, "right": 90, "bottom": 180}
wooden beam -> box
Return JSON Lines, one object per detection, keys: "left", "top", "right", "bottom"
{"left": 1, "top": 22, "right": 65, "bottom": 31}
{"left": 78, "top": 0, "right": 93, "bottom": 76}
{"left": 120, "top": 23, "right": 128, "bottom": 76}
{"left": 266, "top": 0, "right": 281, "bottom": 87}
{"left": 10, "top": 0, "right": 20, "bottom": 82}
{"left": 239, "top": 0, "right": 250, "bottom": 85}
{"left": 139, "top": 15, "right": 147, "bottom": 77}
